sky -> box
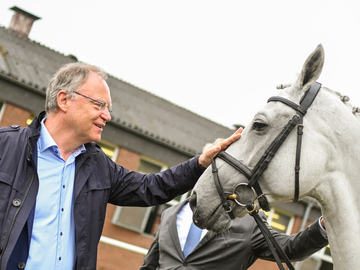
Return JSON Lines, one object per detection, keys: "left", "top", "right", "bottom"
{"left": 0, "top": 0, "right": 359, "bottom": 129}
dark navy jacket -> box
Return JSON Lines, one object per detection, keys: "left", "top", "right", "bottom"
{"left": 0, "top": 112, "right": 203, "bottom": 269}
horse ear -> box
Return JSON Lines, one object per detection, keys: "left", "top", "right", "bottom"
{"left": 294, "top": 44, "right": 325, "bottom": 92}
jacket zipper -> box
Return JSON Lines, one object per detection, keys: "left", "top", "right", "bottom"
{"left": 73, "top": 148, "right": 99, "bottom": 269}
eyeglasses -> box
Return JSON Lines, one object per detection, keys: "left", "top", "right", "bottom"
{"left": 72, "top": 91, "right": 112, "bottom": 113}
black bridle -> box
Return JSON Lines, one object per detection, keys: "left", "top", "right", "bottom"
{"left": 212, "top": 81, "right": 321, "bottom": 215}
{"left": 211, "top": 82, "right": 322, "bottom": 269}
{"left": 211, "top": 82, "right": 321, "bottom": 269}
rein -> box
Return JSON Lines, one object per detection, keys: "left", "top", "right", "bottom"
{"left": 211, "top": 82, "right": 322, "bottom": 270}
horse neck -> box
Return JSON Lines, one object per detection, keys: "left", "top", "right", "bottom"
{"left": 309, "top": 88, "right": 360, "bottom": 269}
{"left": 316, "top": 88, "right": 360, "bottom": 165}
{"left": 321, "top": 197, "right": 360, "bottom": 269}
{"left": 316, "top": 89, "right": 360, "bottom": 194}
{"left": 317, "top": 171, "right": 360, "bottom": 269}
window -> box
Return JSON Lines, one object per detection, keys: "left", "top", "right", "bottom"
{"left": 26, "top": 114, "right": 35, "bottom": 126}
{"left": 265, "top": 208, "right": 294, "bottom": 234}
{"left": 112, "top": 156, "right": 189, "bottom": 235}
{"left": 138, "top": 159, "right": 162, "bottom": 174}
{"left": 0, "top": 101, "right": 5, "bottom": 123}
{"left": 97, "top": 140, "right": 118, "bottom": 160}
{"left": 319, "top": 246, "right": 333, "bottom": 269}
{"left": 266, "top": 207, "right": 333, "bottom": 270}
{"left": 296, "top": 245, "right": 333, "bottom": 270}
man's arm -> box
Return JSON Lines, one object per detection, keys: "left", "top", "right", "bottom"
{"left": 139, "top": 229, "right": 160, "bottom": 270}
{"left": 108, "top": 128, "right": 242, "bottom": 207}
{"left": 251, "top": 211, "right": 328, "bottom": 262}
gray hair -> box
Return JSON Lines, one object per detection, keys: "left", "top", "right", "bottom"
{"left": 45, "top": 62, "right": 108, "bottom": 114}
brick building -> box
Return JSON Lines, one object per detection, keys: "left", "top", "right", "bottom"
{"left": 0, "top": 6, "right": 332, "bottom": 270}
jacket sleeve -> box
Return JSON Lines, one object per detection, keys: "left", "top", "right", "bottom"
{"left": 251, "top": 211, "right": 328, "bottom": 262}
{"left": 139, "top": 228, "right": 160, "bottom": 270}
{"left": 108, "top": 155, "right": 204, "bottom": 207}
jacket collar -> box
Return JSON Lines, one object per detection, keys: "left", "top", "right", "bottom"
{"left": 29, "top": 111, "right": 46, "bottom": 133}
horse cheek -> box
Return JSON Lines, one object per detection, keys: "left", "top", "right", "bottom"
{"left": 260, "top": 146, "right": 298, "bottom": 201}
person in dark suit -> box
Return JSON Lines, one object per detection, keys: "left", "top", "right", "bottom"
{"left": 139, "top": 199, "right": 328, "bottom": 270}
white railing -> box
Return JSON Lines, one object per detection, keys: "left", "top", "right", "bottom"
{"left": 100, "top": 236, "right": 148, "bottom": 255}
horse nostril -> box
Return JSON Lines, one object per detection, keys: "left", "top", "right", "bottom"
{"left": 189, "top": 191, "right": 197, "bottom": 212}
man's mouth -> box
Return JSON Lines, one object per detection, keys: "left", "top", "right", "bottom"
{"left": 95, "top": 124, "right": 104, "bottom": 130}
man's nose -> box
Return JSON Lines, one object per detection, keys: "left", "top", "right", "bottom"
{"left": 101, "top": 109, "right": 111, "bottom": 122}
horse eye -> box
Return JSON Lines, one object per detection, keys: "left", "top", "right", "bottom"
{"left": 252, "top": 122, "right": 268, "bottom": 131}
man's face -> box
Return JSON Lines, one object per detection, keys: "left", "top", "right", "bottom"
{"left": 67, "top": 72, "right": 112, "bottom": 144}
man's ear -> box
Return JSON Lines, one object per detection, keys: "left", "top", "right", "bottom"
{"left": 57, "top": 90, "right": 70, "bottom": 112}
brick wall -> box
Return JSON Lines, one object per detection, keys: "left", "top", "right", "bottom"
{"left": 97, "top": 204, "right": 155, "bottom": 270}
{"left": 98, "top": 147, "right": 154, "bottom": 270}
{"left": 115, "top": 148, "right": 141, "bottom": 171}
{"left": 0, "top": 103, "right": 31, "bottom": 127}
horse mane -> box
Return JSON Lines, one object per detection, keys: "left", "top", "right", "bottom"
{"left": 321, "top": 87, "right": 360, "bottom": 119}
{"left": 276, "top": 83, "right": 360, "bottom": 120}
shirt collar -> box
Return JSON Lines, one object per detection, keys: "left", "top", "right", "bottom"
{"left": 38, "top": 118, "right": 86, "bottom": 156}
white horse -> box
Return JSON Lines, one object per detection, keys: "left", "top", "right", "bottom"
{"left": 190, "top": 44, "right": 360, "bottom": 269}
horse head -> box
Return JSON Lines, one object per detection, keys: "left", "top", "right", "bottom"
{"left": 191, "top": 44, "right": 353, "bottom": 230}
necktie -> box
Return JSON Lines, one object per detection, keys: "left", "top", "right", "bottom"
{"left": 183, "top": 222, "right": 202, "bottom": 258}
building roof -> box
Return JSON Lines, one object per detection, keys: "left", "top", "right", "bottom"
{"left": 0, "top": 25, "right": 234, "bottom": 155}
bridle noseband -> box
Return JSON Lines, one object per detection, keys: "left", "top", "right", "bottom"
{"left": 212, "top": 82, "right": 322, "bottom": 216}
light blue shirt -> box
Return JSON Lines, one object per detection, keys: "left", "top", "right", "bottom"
{"left": 177, "top": 202, "right": 207, "bottom": 251}
{"left": 25, "top": 119, "right": 85, "bottom": 270}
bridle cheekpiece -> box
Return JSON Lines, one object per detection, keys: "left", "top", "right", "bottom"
{"left": 212, "top": 82, "right": 322, "bottom": 217}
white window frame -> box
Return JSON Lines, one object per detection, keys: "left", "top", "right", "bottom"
{"left": 97, "top": 139, "right": 119, "bottom": 161}
{"left": 266, "top": 207, "right": 295, "bottom": 235}
{"left": 310, "top": 246, "right": 333, "bottom": 269}
{"left": 112, "top": 206, "right": 153, "bottom": 233}
{"left": 112, "top": 156, "right": 177, "bottom": 234}
{"left": 0, "top": 102, "right": 6, "bottom": 123}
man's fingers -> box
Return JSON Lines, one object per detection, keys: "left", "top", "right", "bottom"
{"left": 218, "top": 128, "right": 243, "bottom": 150}
{"left": 198, "top": 128, "right": 243, "bottom": 169}
{"left": 208, "top": 145, "right": 221, "bottom": 159}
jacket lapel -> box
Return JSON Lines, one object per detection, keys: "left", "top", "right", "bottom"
{"left": 73, "top": 144, "right": 99, "bottom": 201}
{"left": 167, "top": 200, "right": 216, "bottom": 258}
{"left": 195, "top": 230, "right": 216, "bottom": 250}
{"left": 167, "top": 201, "right": 188, "bottom": 258}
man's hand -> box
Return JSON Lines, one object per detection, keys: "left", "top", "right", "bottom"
{"left": 198, "top": 128, "right": 243, "bottom": 169}
{"left": 320, "top": 217, "right": 326, "bottom": 229}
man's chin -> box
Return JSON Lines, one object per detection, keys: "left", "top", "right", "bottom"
{"left": 87, "top": 134, "right": 101, "bottom": 144}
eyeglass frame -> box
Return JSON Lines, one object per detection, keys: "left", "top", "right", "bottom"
{"left": 71, "top": 91, "right": 112, "bottom": 113}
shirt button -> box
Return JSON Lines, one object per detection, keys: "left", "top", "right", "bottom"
{"left": 60, "top": 232, "right": 63, "bottom": 236}
{"left": 12, "top": 198, "right": 21, "bottom": 207}
{"left": 18, "top": 262, "right": 26, "bottom": 269}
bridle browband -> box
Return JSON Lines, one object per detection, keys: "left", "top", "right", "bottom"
{"left": 212, "top": 82, "right": 322, "bottom": 216}
{"left": 210, "top": 82, "right": 321, "bottom": 270}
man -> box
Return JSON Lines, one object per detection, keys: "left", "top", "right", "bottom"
{"left": 0, "top": 62, "right": 242, "bottom": 270}
{"left": 140, "top": 200, "right": 328, "bottom": 270}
